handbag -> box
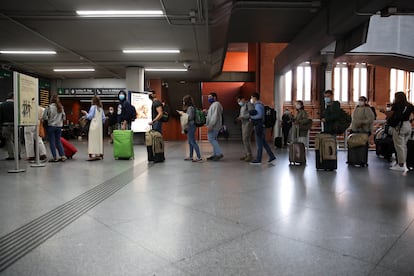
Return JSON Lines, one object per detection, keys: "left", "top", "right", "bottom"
{"left": 347, "top": 133, "right": 369, "bottom": 148}
{"left": 38, "top": 120, "right": 46, "bottom": 138}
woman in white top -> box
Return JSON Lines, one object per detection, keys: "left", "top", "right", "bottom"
{"left": 82, "top": 96, "right": 106, "bottom": 161}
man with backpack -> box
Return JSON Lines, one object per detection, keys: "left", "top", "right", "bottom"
{"left": 249, "top": 92, "right": 276, "bottom": 165}
{"left": 117, "top": 90, "right": 136, "bottom": 130}
{"left": 148, "top": 91, "right": 164, "bottom": 133}
{"left": 206, "top": 92, "right": 224, "bottom": 161}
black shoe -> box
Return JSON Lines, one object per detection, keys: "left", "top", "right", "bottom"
{"left": 207, "top": 155, "right": 216, "bottom": 160}
{"left": 212, "top": 154, "right": 224, "bottom": 161}
{"left": 5, "top": 157, "right": 14, "bottom": 161}
{"left": 268, "top": 156, "right": 276, "bottom": 163}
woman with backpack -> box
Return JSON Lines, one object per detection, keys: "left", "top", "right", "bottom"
{"left": 382, "top": 91, "right": 413, "bottom": 173}
{"left": 181, "top": 95, "right": 202, "bottom": 162}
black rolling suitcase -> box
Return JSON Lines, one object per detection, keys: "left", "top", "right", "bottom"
{"left": 347, "top": 146, "right": 369, "bottom": 167}
{"left": 347, "top": 133, "right": 369, "bottom": 167}
{"left": 374, "top": 127, "right": 395, "bottom": 161}
{"left": 315, "top": 134, "right": 337, "bottom": 170}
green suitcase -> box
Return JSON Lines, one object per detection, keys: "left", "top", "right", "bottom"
{"left": 113, "top": 130, "right": 134, "bottom": 159}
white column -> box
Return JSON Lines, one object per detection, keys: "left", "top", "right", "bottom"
{"left": 126, "top": 67, "right": 144, "bottom": 92}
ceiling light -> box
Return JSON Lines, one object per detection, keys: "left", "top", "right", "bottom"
{"left": 123, "top": 49, "right": 180, "bottom": 54}
{"left": 0, "top": 50, "right": 56, "bottom": 55}
{"left": 76, "top": 10, "right": 164, "bottom": 17}
{"left": 145, "top": 68, "right": 187, "bottom": 72}
{"left": 53, "top": 68, "right": 95, "bottom": 72}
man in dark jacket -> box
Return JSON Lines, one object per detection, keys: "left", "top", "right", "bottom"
{"left": 117, "top": 90, "right": 135, "bottom": 130}
{"left": 321, "top": 90, "right": 341, "bottom": 135}
{"left": 0, "top": 92, "right": 19, "bottom": 160}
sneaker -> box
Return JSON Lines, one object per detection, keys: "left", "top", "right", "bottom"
{"left": 240, "top": 156, "right": 247, "bottom": 161}
{"left": 268, "top": 156, "right": 276, "bottom": 163}
{"left": 389, "top": 165, "right": 407, "bottom": 172}
{"left": 49, "top": 158, "right": 59, "bottom": 162}
{"left": 59, "top": 157, "right": 67, "bottom": 162}
{"left": 212, "top": 154, "right": 224, "bottom": 161}
{"left": 184, "top": 157, "right": 193, "bottom": 161}
{"left": 207, "top": 155, "right": 216, "bottom": 160}
{"left": 249, "top": 160, "right": 261, "bottom": 165}
{"left": 192, "top": 158, "right": 203, "bottom": 162}
{"left": 244, "top": 155, "right": 253, "bottom": 162}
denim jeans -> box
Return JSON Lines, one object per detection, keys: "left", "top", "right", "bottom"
{"left": 207, "top": 128, "right": 222, "bottom": 156}
{"left": 254, "top": 123, "right": 275, "bottom": 162}
{"left": 47, "top": 126, "right": 65, "bottom": 158}
{"left": 187, "top": 123, "right": 201, "bottom": 158}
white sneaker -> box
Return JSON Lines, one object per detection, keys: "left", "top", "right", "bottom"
{"left": 389, "top": 165, "right": 408, "bottom": 172}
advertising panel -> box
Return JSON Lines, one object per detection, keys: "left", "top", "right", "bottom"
{"left": 130, "top": 92, "right": 152, "bottom": 133}
{"left": 17, "top": 73, "right": 38, "bottom": 126}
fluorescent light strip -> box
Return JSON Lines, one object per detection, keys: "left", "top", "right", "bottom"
{"left": 0, "top": 50, "right": 56, "bottom": 55}
{"left": 123, "top": 49, "right": 180, "bottom": 54}
{"left": 145, "top": 68, "right": 187, "bottom": 72}
{"left": 53, "top": 69, "right": 95, "bottom": 72}
{"left": 76, "top": 10, "right": 163, "bottom": 17}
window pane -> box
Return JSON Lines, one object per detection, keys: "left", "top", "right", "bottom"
{"left": 304, "top": 66, "right": 311, "bottom": 101}
{"left": 296, "top": 67, "right": 303, "bottom": 100}
{"left": 334, "top": 67, "right": 341, "bottom": 101}
{"left": 390, "top": 68, "right": 396, "bottom": 102}
{"left": 397, "top": 70, "right": 404, "bottom": 92}
{"left": 341, "top": 67, "right": 348, "bottom": 102}
{"left": 353, "top": 68, "right": 360, "bottom": 102}
{"left": 360, "top": 68, "right": 367, "bottom": 98}
{"left": 284, "top": 70, "right": 292, "bottom": 102}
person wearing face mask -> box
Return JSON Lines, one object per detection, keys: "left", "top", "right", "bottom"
{"left": 281, "top": 108, "right": 293, "bottom": 146}
{"left": 236, "top": 95, "right": 254, "bottom": 161}
{"left": 321, "top": 90, "right": 341, "bottom": 135}
{"left": 106, "top": 106, "right": 117, "bottom": 144}
{"left": 350, "top": 96, "right": 375, "bottom": 135}
{"left": 116, "top": 90, "right": 135, "bottom": 130}
{"left": 206, "top": 92, "right": 224, "bottom": 161}
{"left": 249, "top": 92, "right": 276, "bottom": 165}
{"left": 293, "top": 100, "right": 310, "bottom": 145}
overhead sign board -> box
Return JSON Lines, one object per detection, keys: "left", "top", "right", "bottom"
{"left": 57, "top": 88, "right": 124, "bottom": 97}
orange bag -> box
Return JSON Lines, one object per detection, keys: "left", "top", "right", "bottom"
{"left": 38, "top": 121, "right": 46, "bottom": 138}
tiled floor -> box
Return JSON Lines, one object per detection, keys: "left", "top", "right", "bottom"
{"left": 0, "top": 139, "right": 413, "bottom": 275}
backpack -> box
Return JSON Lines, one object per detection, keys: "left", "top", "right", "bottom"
{"left": 194, "top": 108, "right": 206, "bottom": 127}
{"left": 124, "top": 102, "right": 136, "bottom": 121}
{"left": 387, "top": 105, "right": 410, "bottom": 127}
{"left": 160, "top": 104, "right": 170, "bottom": 122}
{"left": 332, "top": 108, "right": 351, "bottom": 134}
{"left": 264, "top": 106, "right": 277, "bottom": 128}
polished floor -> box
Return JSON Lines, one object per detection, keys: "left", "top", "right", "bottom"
{"left": 0, "top": 139, "right": 414, "bottom": 276}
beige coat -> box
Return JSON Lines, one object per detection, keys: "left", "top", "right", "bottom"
{"left": 351, "top": 106, "right": 375, "bottom": 133}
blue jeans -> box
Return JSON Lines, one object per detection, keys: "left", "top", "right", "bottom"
{"left": 254, "top": 123, "right": 275, "bottom": 162}
{"left": 47, "top": 126, "right": 65, "bottom": 158}
{"left": 207, "top": 128, "right": 222, "bottom": 156}
{"left": 187, "top": 123, "right": 201, "bottom": 158}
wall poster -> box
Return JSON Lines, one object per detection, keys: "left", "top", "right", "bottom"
{"left": 17, "top": 73, "right": 38, "bottom": 126}
{"left": 130, "top": 92, "right": 152, "bottom": 133}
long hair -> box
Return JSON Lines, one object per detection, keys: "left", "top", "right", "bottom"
{"left": 182, "top": 94, "right": 194, "bottom": 110}
{"left": 50, "top": 94, "right": 63, "bottom": 113}
{"left": 92, "top": 95, "right": 103, "bottom": 109}
{"left": 394, "top": 91, "right": 408, "bottom": 106}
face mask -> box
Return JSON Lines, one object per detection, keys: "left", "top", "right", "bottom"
{"left": 208, "top": 98, "right": 214, "bottom": 104}
{"left": 250, "top": 99, "right": 254, "bottom": 104}
{"left": 386, "top": 107, "right": 391, "bottom": 112}
{"left": 295, "top": 104, "right": 301, "bottom": 109}
{"left": 284, "top": 110, "right": 289, "bottom": 114}
{"left": 109, "top": 110, "right": 113, "bottom": 113}
{"left": 238, "top": 102, "right": 244, "bottom": 107}
{"left": 358, "top": 101, "right": 365, "bottom": 106}
{"left": 324, "top": 97, "right": 331, "bottom": 104}
{"left": 119, "top": 94, "right": 125, "bottom": 101}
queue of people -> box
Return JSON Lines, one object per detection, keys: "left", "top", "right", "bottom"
{"left": 1, "top": 90, "right": 413, "bottom": 176}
